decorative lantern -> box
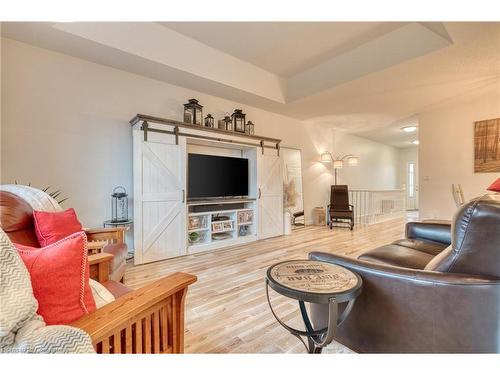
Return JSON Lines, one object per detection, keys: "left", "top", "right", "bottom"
{"left": 223, "top": 114, "right": 233, "bottom": 131}
{"left": 183, "top": 98, "right": 203, "bottom": 126}
{"left": 204, "top": 114, "right": 214, "bottom": 128}
{"left": 111, "top": 186, "right": 128, "bottom": 223}
{"left": 245, "top": 121, "right": 255, "bottom": 135}
{"left": 232, "top": 109, "right": 246, "bottom": 133}
{"left": 218, "top": 114, "right": 233, "bottom": 131}
{"left": 217, "top": 118, "right": 225, "bottom": 130}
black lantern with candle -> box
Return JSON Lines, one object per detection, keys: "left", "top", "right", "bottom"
{"left": 111, "top": 186, "right": 129, "bottom": 223}
{"left": 245, "top": 121, "right": 255, "bottom": 135}
{"left": 183, "top": 98, "right": 203, "bottom": 126}
{"left": 224, "top": 115, "right": 233, "bottom": 131}
{"left": 232, "top": 109, "right": 246, "bottom": 133}
{"left": 204, "top": 114, "right": 215, "bottom": 128}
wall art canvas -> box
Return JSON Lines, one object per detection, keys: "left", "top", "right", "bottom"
{"left": 474, "top": 118, "right": 500, "bottom": 173}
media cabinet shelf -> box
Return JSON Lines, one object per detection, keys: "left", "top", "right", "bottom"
{"left": 188, "top": 234, "right": 257, "bottom": 254}
{"left": 237, "top": 221, "right": 253, "bottom": 226}
{"left": 130, "top": 114, "right": 281, "bottom": 148}
{"left": 187, "top": 199, "right": 256, "bottom": 254}
{"left": 188, "top": 227, "right": 209, "bottom": 233}
{"left": 188, "top": 209, "right": 251, "bottom": 216}
{"left": 212, "top": 227, "right": 235, "bottom": 234}
{"left": 187, "top": 198, "right": 256, "bottom": 206}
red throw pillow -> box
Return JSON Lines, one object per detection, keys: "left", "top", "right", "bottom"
{"left": 15, "top": 231, "right": 96, "bottom": 325}
{"left": 33, "top": 208, "right": 83, "bottom": 246}
{"left": 487, "top": 177, "right": 500, "bottom": 192}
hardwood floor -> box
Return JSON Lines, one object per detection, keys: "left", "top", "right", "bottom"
{"left": 125, "top": 218, "right": 409, "bottom": 353}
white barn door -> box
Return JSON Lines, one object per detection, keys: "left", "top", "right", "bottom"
{"left": 258, "top": 150, "right": 283, "bottom": 239}
{"left": 133, "top": 131, "right": 186, "bottom": 265}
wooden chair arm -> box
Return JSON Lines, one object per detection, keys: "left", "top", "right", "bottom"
{"left": 85, "top": 227, "right": 128, "bottom": 244}
{"left": 71, "top": 272, "right": 197, "bottom": 354}
{"left": 88, "top": 253, "right": 114, "bottom": 283}
{"left": 85, "top": 227, "right": 128, "bottom": 234}
{"left": 87, "top": 240, "right": 108, "bottom": 255}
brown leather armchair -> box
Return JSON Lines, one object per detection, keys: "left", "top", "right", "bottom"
{"left": 0, "top": 189, "right": 128, "bottom": 283}
{"left": 309, "top": 193, "right": 500, "bottom": 353}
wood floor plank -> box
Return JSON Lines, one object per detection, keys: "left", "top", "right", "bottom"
{"left": 125, "top": 218, "right": 408, "bottom": 353}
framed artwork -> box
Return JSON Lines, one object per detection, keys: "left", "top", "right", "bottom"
{"left": 474, "top": 118, "right": 500, "bottom": 173}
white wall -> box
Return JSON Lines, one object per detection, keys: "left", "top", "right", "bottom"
{"left": 331, "top": 130, "right": 399, "bottom": 190}
{"left": 419, "top": 82, "right": 500, "bottom": 220}
{"left": 1, "top": 38, "right": 399, "bottom": 229}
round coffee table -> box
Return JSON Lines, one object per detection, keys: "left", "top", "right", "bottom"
{"left": 266, "top": 260, "right": 362, "bottom": 353}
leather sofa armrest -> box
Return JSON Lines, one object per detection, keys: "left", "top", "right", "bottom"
{"left": 309, "top": 251, "right": 495, "bottom": 284}
{"left": 405, "top": 222, "right": 451, "bottom": 245}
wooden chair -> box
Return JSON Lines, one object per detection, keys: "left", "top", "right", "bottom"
{"left": 0, "top": 186, "right": 197, "bottom": 354}
{"left": 73, "top": 264, "right": 196, "bottom": 353}
{"left": 328, "top": 185, "right": 354, "bottom": 230}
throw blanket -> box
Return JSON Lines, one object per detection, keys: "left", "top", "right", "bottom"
{"left": 0, "top": 229, "right": 95, "bottom": 353}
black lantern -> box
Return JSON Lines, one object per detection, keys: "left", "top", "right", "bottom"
{"left": 232, "top": 109, "right": 246, "bottom": 133}
{"left": 183, "top": 98, "right": 203, "bottom": 126}
{"left": 224, "top": 114, "right": 233, "bottom": 131}
{"left": 245, "top": 121, "right": 255, "bottom": 135}
{"left": 111, "top": 186, "right": 128, "bottom": 223}
{"left": 204, "top": 114, "right": 214, "bottom": 128}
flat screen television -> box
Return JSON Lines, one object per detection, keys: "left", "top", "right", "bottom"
{"left": 188, "top": 153, "right": 249, "bottom": 199}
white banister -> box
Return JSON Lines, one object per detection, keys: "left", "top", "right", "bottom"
{"left": 349, "top": 189, "right": 406, "bottom": 224}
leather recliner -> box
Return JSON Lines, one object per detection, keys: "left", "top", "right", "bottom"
{"left": 309, "top": 193, "right": 500, "bottom": 353}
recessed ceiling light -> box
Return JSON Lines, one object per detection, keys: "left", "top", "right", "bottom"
{"left": 401, "top": 126, "right": 417, "bottom": 133}
{"left": 412, "top": 140, "right": 420, "bottom": 145}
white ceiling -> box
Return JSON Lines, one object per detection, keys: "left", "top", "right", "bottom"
{"left": 2, "top": 22, "right": 500, "bottom": 148}
{"left": 348, "top": 115, "right": 420, "bottom": 149}
{"left": 160, "top": 22, "right": 406, "bottom": 77}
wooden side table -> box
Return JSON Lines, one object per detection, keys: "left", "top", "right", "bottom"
{"left": 103, "top": 220, "right": 133, "bottom": 261}
{"left": 266, "top": 260, "right": 362, "bottom": 353}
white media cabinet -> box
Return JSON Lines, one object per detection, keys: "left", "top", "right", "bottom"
{"left": 131, "top": 114, "right": 284, "bottom": 265}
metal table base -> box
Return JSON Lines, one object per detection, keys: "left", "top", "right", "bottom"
{"left": 266, "top": 279, "right": 356, "bottom": 354}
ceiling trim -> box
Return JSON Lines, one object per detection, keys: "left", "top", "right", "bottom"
{"left": 54, "top": 22, "right": 287, "bottom": 104}
{"left": 286, "top": 23, "right": 453, "bottom": 101}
